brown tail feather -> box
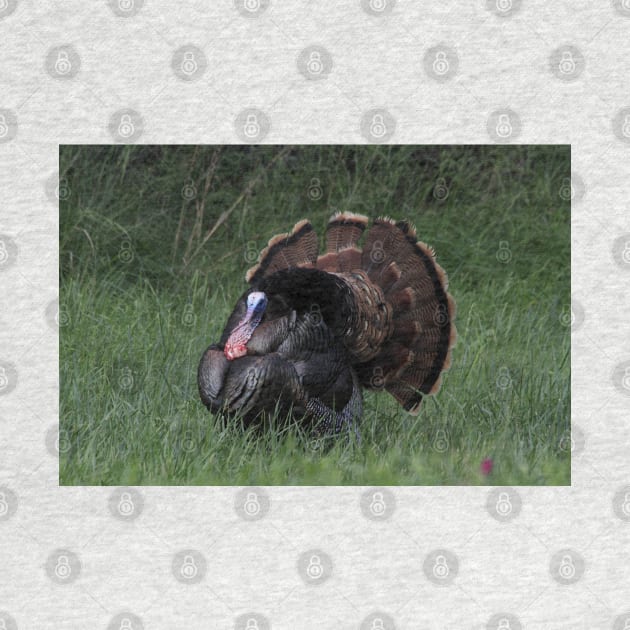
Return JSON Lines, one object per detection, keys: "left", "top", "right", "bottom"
{"left": 357, "top": 217, "right": 456, "bottom": 413}
{"left": 246, "top": 219, "right": 319, "bottom": 284}
{"left": 325, "top": 212, "right": 368, "bottom": 252}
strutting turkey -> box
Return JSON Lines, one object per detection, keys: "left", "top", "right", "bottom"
{"left": 197, "top": 213, "right": 456, "bottom": 434}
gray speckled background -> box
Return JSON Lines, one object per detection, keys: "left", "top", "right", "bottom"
{"left": 1, "top": 1, "right": 629, "bottom": 628}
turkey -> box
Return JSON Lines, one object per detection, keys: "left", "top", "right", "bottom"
{"left": 197, "top": 213, "right": 456, "bottom": 434}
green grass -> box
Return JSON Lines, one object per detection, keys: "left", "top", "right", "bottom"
{"left": 59, "top": 145, "right": 570, "bottom": 485}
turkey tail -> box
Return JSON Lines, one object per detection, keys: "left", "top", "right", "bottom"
{"left": 316, "top": 212, "right": 368, "bottom": 273}
{"left": 246, "top": 219, "right": 319, "bottom": 284}
{"left": 355, "top": 217, "right": 456, "bottom": 414}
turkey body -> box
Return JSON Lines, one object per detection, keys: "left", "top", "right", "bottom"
{"left": 197, "top": 213, "right": 456, "bottom": 434}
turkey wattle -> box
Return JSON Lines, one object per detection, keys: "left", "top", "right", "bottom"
{"left": 197, "top": 213, "right": 456, "bottom": 433}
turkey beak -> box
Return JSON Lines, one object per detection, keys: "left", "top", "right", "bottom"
{"left": 224, "top": 292, "right": 267, "bottom": 360}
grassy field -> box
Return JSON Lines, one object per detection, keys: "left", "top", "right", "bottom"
{"left": 59, "top": 145, "right": 570, "bottom": 485}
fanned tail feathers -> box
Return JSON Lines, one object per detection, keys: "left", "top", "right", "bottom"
{"left": 243, "top": 212, "right": 456, "bottom": 414}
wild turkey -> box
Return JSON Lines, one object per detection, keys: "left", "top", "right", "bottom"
{"left": 197, "top": 213, "right": 456, "bottom": 434}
